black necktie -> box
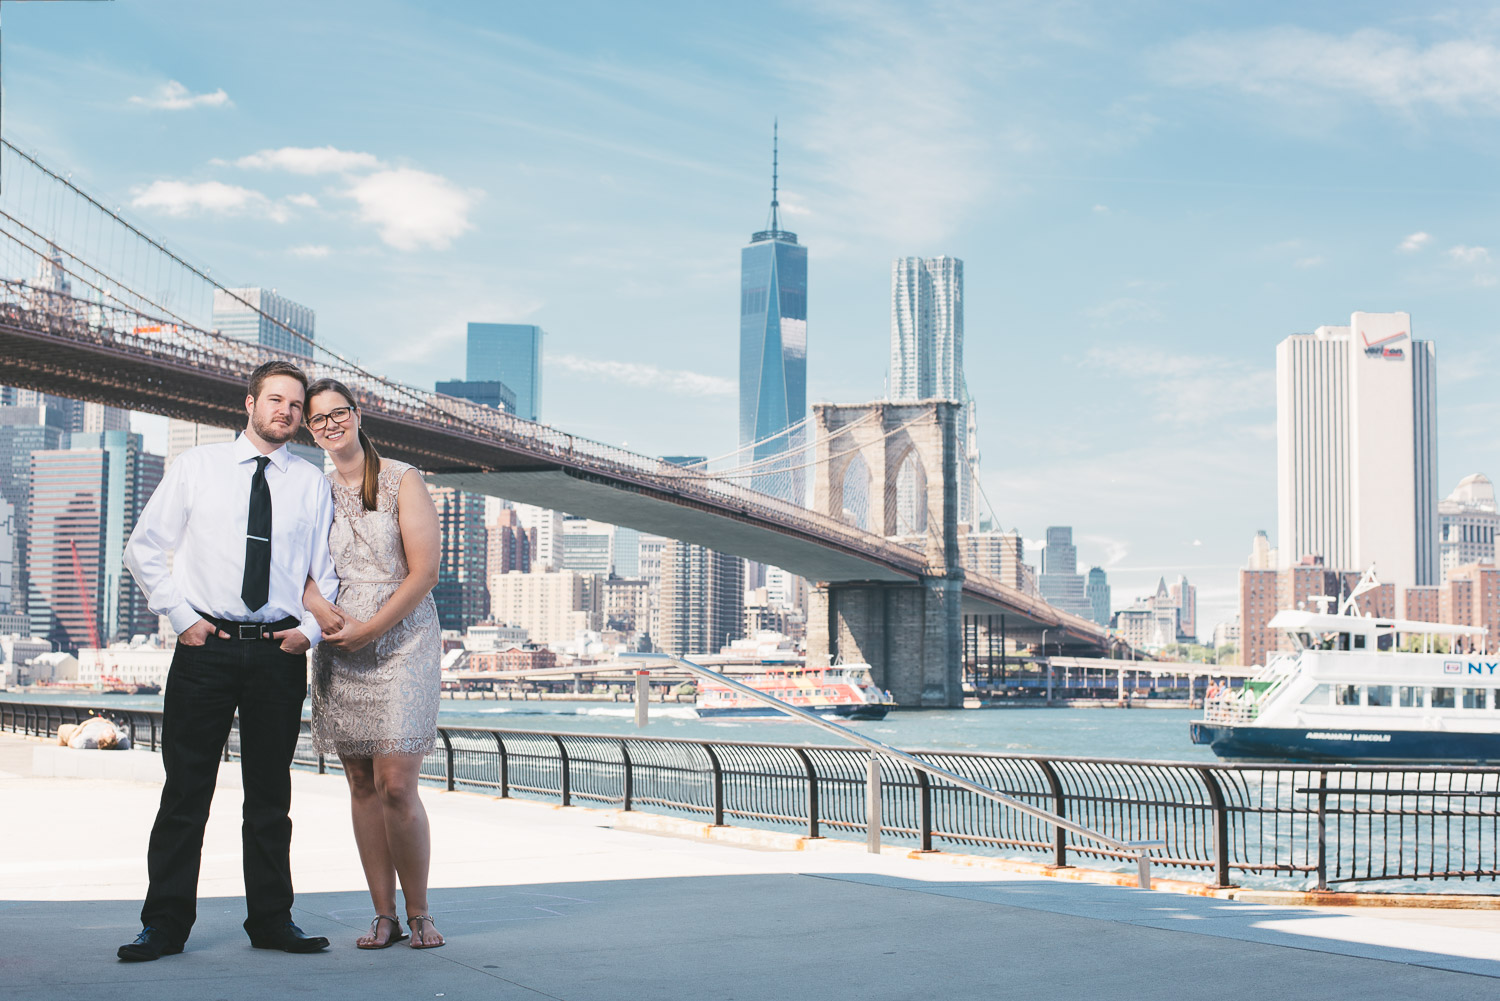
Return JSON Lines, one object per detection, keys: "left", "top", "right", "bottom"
{"left": 242, "top": 456, "right": 272, "bottom": 611}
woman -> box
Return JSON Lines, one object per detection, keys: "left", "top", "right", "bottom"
{"left": 302, "top": 378, "right": 445, "bottom": 950}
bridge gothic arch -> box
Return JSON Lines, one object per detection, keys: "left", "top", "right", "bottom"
{"left": 809, "top": 400, "right": 966, "bottom": 706}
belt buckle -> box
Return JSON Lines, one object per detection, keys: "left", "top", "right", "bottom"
{"left": 238, "top": 623, "right": 263, "bottom": 641}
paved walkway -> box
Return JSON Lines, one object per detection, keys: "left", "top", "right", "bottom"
{"left": 3, "top": 732, "right": 1499, "bottom": 1001}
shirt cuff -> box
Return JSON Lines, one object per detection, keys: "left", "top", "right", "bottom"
{"left": 166, "top": 604, "right": 201, "bottom": 635}
{"left": 298, "top": 617, "right": 323, "bottom": 648}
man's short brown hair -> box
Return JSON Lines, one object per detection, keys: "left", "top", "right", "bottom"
{"left": 248, "top": 360, "right": 309, "bottom": 399}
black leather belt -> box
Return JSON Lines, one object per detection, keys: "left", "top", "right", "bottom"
{"left": 196, "top": 611, "right": 300, "bottom": 641}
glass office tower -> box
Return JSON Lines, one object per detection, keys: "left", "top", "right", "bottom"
{"left": 739, "top": 127, "right": 807, "bottom": 505}
{"left": 213, "top": 288, "right": 316, "bottom": 358}
{"left": 467, "top": 324, "right": 543, "bottom": 422}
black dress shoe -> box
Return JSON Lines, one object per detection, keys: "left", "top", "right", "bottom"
{"left": 248, "top": 921, "right": 330, "bottom": 953}
{"left": 118, "top": 926, "right": 184, "bottom": 962}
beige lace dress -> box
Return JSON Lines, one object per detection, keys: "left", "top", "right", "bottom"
{"left": 311, "top": 461, "right": 441, "bottom": 758}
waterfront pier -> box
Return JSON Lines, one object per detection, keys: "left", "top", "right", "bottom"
{"left": 4, "top": 730, "right": 1498, "bottom": 1001}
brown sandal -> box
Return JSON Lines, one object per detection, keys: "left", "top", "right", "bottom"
{"left": 407, "top": 914, "right": 444, "bottom": 949}
{"left": 356, "top": 914, "right": 408, "bottom": 950}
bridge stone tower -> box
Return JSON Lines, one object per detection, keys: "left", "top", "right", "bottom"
{"left": 807, "top": 400, "right": 965, "bottom": 708}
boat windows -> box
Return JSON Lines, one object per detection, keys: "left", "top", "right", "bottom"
{"left": 1366, "top": 685, "right": 1393, "bottom": 707}
{"left": 1300, "top": 684, "right": 1331, "bottom": 706}
{"left": 1335, "top": 684, "right": 1360, "bottom": 706}
{"left": 1398, "top": 685, "right": 1422, "bottom": 708}
{"left": 1352, "top": 634, "right": 1367, "bottom": 650}
{"left": 1431, "top": 687, "right": 1456, "bottom": 709}
{"left": 1463, "top": 688, "right": 1488, "bottom": 710}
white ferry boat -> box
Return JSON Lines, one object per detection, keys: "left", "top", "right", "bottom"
{"left": 695, "top": 663, "right": 896, "bottom": 720}
{"left": 1190, "top": 588, "right": 1497, "bottom": 763}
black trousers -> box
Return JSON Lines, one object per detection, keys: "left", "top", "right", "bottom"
{"left": 141, "top": 634, "right": 308, "bottom": 940}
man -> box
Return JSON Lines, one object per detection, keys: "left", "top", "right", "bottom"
{"left": 117, "top": 360, "right": 339, "bottom": 962}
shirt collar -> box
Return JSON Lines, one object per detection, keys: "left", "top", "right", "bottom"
{"left": 234, "top": 432, "right": 292, "bottom": 471}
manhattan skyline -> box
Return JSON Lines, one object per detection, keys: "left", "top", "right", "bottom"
{"left": 4, "top": 1, "right": 1499, "bottom": 635}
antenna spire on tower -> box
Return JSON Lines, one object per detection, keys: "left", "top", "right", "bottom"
{"left": 751, "top": 119, "right": 797, "bottom": 244}
{"left": 770, "top": 118, "right": 781, "bottom": 233}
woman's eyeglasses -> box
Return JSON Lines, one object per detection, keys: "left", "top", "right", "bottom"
{"left": 307, "top": 406, "right": 355, "bottom": 431}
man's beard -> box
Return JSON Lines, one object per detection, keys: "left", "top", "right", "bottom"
{"left": 252, "top": 412, "right": 298, "bottom": 443}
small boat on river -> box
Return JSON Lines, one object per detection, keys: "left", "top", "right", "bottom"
{"left": 695, "top": 663, "right": 895, "bottom": 720}
{"left": 1190, "top": 574, "right": 1499, "bottom": 763}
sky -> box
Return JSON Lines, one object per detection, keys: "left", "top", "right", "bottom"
{"left": 6, "top": 0, "right": 1500, "bottom": 639}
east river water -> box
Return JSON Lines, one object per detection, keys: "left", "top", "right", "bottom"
{"left": 5, "top": 690, "right": 1213, "bottom": 761}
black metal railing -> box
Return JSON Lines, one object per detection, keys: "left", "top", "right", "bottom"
{"left": 6, "top": 700, "right": 1497, "bottom": 892}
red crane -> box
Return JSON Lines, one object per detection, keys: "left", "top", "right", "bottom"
{"left": 68, "top": 539, "right": 102, "bottom": 650}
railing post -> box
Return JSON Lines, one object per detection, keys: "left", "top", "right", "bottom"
{"left": 440, "top": 729, "right": 455, "bottom": 792}
{"left": 493, "top": 730, "right": 509, "bottom": 798}
{"left": 703, "top": 744, "right": 725, "bottom": 826}
{"left": 793, "top": 747, "right": 821, "bottom": 839}
{"left": 1194, "top": 765, "right": 1235, "bottom": 889}
{"left": 635, "top": 671, "right": 650, "bottom": 728}
{"left": 1315, "top": 771, "right": 1329, "bottom": 891}
{"left": 1037, "top": 759, "right": 1069, "bottom": 868}
{"left": 866, "top": 753, "right": 882, "bottom": 853}
{"left": 318, "top": 753, "right": 326, "bottom": 775}
{"left": 620, "top": 740, "right": 633, "bottom": 812}
{"left": 551, "top": 734, "right": 571, "bottom": 806}
{"left": 916, "top": 767, "right": 933, "bottom": 852}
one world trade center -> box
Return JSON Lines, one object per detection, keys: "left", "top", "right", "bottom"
{"left": 739, "top": 124, "right": 807, "bottom": 505}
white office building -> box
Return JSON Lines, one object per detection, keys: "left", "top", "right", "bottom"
{"left": 1275, "top": 312, "right": 1437, "bottom": 589}
{"left": 1439, "top": 473, "right": 1498, "bottom": 581}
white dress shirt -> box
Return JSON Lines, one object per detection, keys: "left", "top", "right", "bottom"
{"left": 125, "top": 434, "right": 338, "bottom": 645}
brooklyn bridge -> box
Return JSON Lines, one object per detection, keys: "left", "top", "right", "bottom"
{"left": 0, "top": 139, "right": 1127, "bottom": 707}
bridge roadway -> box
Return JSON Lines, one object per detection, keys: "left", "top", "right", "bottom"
{"left": 0, "top": 291, "right": 1112, "bottom": 652}
{"left": 5, "top": 732, "right": 1499, "bottom": 1001}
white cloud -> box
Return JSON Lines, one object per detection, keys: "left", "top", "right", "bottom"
{"left": 1161, "top": 28, "right": 1500, "bottom": 116}
{"left": 286, "top": 193, "right": 320, "bottom": 208}
{"left": 1294, "top": 255, "right": 1325, "bottom": 268}
{"left": 128, "top": 80, "right": 231, "bottom": 111}
{"left": 130, "top": 180, "right": 269, "bottom": 217}
{"left": 1092, "top": 204, "right": 1110, "bottom": 213}
{"left": 235, "top": 146, "right": 383, "bottom": 174}
{"left": 552, "top": 354, "right": 735, "bottom": 398}
{"left": 342, "top": 168, "right": 478, "bottom": 250}
{"left": 1448, "top": 245, "right": 1491, "bottom": 264}
{"left": 783, "top": 4, "right": 995, "bottom": 246}
{"left": 1081, "top": 345, "right": 1272, "bottom": 426}
{"left": 1084, "top": 296, "right": 1162, "bottom": 326}
{"left": 288, "top": 244, "right": 331, "bottom": 258}
{"left": 1399, "top": 231, "right": 1432, "bottom": 252}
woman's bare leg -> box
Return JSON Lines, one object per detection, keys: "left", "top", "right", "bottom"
{"left": 342, "top": 755, "right": 399, "bottom": 946}
{"left": 371, "top": 753, "right": 443, "bottom": 946}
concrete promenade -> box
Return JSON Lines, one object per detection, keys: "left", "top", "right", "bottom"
{"left": 3, "top": 732, "right": 1499, "bottom": 1001}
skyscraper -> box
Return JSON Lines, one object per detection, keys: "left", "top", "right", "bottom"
{"left": 427, "top": 485, "right": 489, "bottom": 632}
{"left": 739, "top": 124, "right": 807, "bottom": 505}
{"left": 1086, "top": 566, "right": 1111, "bottom": 627}
{"left": 28, "top": 431, "right": 162, "bottom": 650}
{"left": 1038, "top": 526, "right": 1092, "bottom": 619}
{"left": 0, "top": 404, "right": 69, "bottom": 620}
{"left": 467, "top": 324, "right": 543, "bottom": 421}
{"left": 1276, "top": 312, "right": 1437, "bottom": 588}
{"left": 213, "top": 287, "right": 316, "bottom": 358}
{"left": 659, "top": 541, "right": 744, "bottom": 657}
{"left": 889, "top": 256, "right": 979, "bottom": 527}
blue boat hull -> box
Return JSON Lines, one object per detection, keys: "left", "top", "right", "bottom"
{"left": 1190, "top": 722, "right": 1500, "bottom": 764}
{"left": 697, "top": 704, "right": 891, "bottom": 721}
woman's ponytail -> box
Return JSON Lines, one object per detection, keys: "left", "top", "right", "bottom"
{"left": 358, "top": 427, "right": 381, "bottom": 511}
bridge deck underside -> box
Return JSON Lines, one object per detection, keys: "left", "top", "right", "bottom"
{"left": 1, "top": 319, "right": 1113, "bottom": 647}
{"left": 430, "top": 470, "right": 913, "bottom": 585}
